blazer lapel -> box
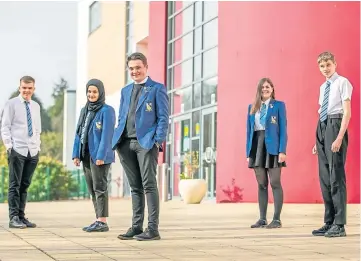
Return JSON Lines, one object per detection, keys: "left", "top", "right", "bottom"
{"left": 266, "top": 99, "right": 275, "bottom": 124}
{"left": 136, "top": 77, "right": 153, "bottom": 111}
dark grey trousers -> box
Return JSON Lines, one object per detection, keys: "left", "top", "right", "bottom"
{"left": 82, "top": 150, "right": 110, "bottom": 218}
{"left": 8, "top": 150, "right": 39, "bottom": 219}
{"left": 254, "top": 167, "right": 283, "bottom": 221}
{"left": 316, "top": 116, "right": 347, "bottom": 225}
{"left": 116, "top": 139, "right": 159, "bottom": 231}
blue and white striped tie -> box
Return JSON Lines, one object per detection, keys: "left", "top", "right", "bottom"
{"left": 260, "top": 103, "right": 267, "bottom": 127}
{"left": 320, "top": 81, "right": 331, "bottom": 122}
{"left": 25, "top": 101, "right": 33, "bottom": 137}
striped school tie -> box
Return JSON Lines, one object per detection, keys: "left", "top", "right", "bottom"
{"left": 319, "top": 81, "right": 331, "bottom": 122}
{"left": 80, "top": 113, "right": 90, "bottom": 144}
{"left": 260, "top": 103, "right": 267, "bottom": 127}
{"left": 25, "top": 101, "right": 33, "bottom": 137}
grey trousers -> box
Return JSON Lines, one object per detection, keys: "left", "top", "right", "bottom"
{"left": 82, "top": 150, "right": 110, "bottom": 218}
{"left": 316, "top": 116, "right": 347, "bottom": 225}
{"left": 116, "top": 139, "right": 159, "bottom": 231}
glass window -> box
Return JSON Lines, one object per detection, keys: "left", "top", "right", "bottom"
{"left": 194, "top": 1, "right": 203, "bottom": 26}
{"left": 193, "top": 54, "right": 202, "bottom": 81}
{"left": 202, "top": 47, "right": 218, "bottom": 78}
{"left": 89, "top": 1, "right": 101, "bottom": 33}
{"left": 191, "top": 139, "right": 200, "bottom": 179}
{"left": 173, "top": 87, "right": 192, "bottom": 114}
{"left": 173, "top": 59, "right": 193, "bottom": 88}
{"left": 202, "top": 76, "right": 218, "bottom": 106}
{"left": 174, "top": 5, "right": 194, "bottom": 37}
{"left": 193, "top": 82, "right": 201, "bottom": 109}
{"left": 203, "top": 1, "right": 218, "bottom": 21}
{"left": 194, "top": 27, "right": 202, "bottom": 54}
{"left": 174, "top": 32, "right": 193, "bottom": 63}
{"left": 203, "top": 18, "right": 218, "bottom": 50}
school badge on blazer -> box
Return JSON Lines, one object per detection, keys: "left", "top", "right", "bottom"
{"left": 95, "top": 121, "right": 102, "bottom": 130}
{"left": 271, "top": 116, "right": 277, "bottom": 124}
{"left": 145, "top": 102, "right": 152, "bottom": 112}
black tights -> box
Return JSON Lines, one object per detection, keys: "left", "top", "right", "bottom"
{"left": 254, "top": 167, "right": 283, "bottom": 221}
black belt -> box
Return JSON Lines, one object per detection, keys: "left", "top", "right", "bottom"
{"left": 328, "top": 114, "right": 343, "bottom": 119}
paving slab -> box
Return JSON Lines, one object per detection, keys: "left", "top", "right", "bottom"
{"left": 0, "top": 199, "right": 359, "bottom": 261}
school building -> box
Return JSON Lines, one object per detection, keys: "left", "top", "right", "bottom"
{"left": 76, "top": 1, "right": 360, "bottom": 203}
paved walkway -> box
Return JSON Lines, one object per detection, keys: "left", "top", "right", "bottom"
{"left": 0, "top": 199, "right": 359, "bottom": 261}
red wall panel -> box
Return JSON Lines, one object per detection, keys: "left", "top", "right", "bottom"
{"left": 217, "top": 2, "right": 360, "bottom": 203}
{"left": 148, "top": 1, "right": 167, "bottom": 165}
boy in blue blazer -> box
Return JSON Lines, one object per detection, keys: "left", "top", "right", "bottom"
{"left": 112, "top": 53, "right": 169, "bottom": 241}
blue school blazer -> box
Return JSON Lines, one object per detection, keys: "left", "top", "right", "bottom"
{"left": 72, "top": 104, "right": 116, "bottom": 164}
{"left": 246, "top": 99, "right": 287, "bottom": 157}
{"left": 111, "top": 77, "right": 169, "bottom": 151}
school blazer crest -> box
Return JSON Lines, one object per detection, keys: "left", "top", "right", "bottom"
{"left": 246, "top": 99, "right": 288, "bottom": 157}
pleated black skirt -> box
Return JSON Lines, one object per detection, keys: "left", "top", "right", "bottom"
{"left": 248, "top": 130, "right": 286, "bottom": 169}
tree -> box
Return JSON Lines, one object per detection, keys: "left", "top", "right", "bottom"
{"left": 47, "top": 78, "right": 68, "bottom": 133}
{"left": 9, "top": 90, "right": 52, "bottom": 132}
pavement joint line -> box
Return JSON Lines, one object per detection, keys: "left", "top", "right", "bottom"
{"left": 39, "top": 227, "right": 118, "bottom": 261}
{"left": 2, "top": 226, "right": 58, "bottom": 261}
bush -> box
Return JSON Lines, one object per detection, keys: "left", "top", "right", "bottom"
{"left": 0, "top": 144, "right": 79, "bottom": 202}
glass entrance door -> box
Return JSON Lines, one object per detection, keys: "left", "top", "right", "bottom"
{"left": 171, "top": 114, "right": 192, "bottom": 197}
{"left": 201, "top": 107, "right": 217, "bottom": 198}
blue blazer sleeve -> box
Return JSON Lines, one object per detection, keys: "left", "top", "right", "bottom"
{"left": 246, "top": 104, "right": 251, "bottom": 156}
{"left": 154, "top": 84, "right": 169, "bottom": 144}
{"left": 278, "top": 101, "right": 287, "bottom": 154}
{"left": 117, "top": 89, "right": 124, "bottom": 127}
{"left": 72, "top": 108, "right": 84, "bottom": 160}
{"left": 96, "top": 106, "right": 116, "bottom": 161}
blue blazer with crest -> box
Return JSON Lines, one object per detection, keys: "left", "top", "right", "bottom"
{"left": 246, "top": 99, "right": 287, "bottom": 157}
{"left": 111, "top": 77, "right": 169, "bottom": 151}
{"left": 72, "top": 104, "right": 116, "bottom": 164}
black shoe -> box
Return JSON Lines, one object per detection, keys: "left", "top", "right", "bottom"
{"left": 20, "top": 217, "right": 36, "bottom": 228}
{"left": 251, "top": 219, "right": 267, "bottom": 228}
{"left": 86, "top": 221, "right": 109, "bottom": 232}
{"left": 324, "top": 224, "right": 346, "bottom": 238}
{"left": 266, "top": 220, "right": 282, "bottom": 229}
{"left": 82, "top": 221, "right": 97, "bottom": 231}
{"left": 312, "top": 224, "right": 332, "bottom": 236}
{"left": 134, "top": 228, "right": 161, "bottom": 241}
{"left": 117, "top": 227, "right": 143, "bottom": 240}
{"left": 9, "top": 216, "right": 26, "bottom": 229}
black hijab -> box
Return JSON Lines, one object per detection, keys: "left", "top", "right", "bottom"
{"left": 76, "top": 79, "right": 106, "bottom": 146}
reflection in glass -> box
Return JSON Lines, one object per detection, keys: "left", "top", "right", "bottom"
{"left": 194, "top": 27, "right": 202, "bottom": 54}
{"left": 202, "top": 76, "right": 218, "bottom": 106}
{"left": 202, "top": 47, "right": 218, "bottom": 78}
{"left": 173, "top": 59, "right": 193, "bottom": 88}
{"left": 174, "top": 4, "right": 194, "bottom": 37}
{"left": 173, "top": 118, "right": 191, "bottom": 196}
{"left": 192, "top": 110, "right": 201, "bottom": 137}
{"left": 173, "top": 87, "right": 192, "bottom": 114}
{"left": 191, "top": 139, "right": 200, "bottom": 179}
{"left": 193, "top": 82, "right": 201, "bottom": 108}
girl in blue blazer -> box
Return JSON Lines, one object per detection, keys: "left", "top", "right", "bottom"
{"left": 246, "top": 78, "right": 287, "bottom": 229}
{"left": 72, "top": 79, "right": 115, "bottom": 233}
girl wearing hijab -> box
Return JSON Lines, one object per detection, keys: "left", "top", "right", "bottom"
{"left": 72, "top": 79, "right": 116, "bottom": 232}
{"left": 246, "top": 78, "right": 288, "bottom": 229}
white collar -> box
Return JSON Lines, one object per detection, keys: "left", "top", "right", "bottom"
{"left": 134, "top": 76, "right": 148, "bottom": 85}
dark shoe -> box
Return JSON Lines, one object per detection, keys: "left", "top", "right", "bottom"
{"left": 20, "top": 217, "right": 36, "bottom": 228}
{"left": 9, "top": 216, "right": 26, "bottom": 229}
{"left": 134, "top": 228, "right": 161, "bottom": 241}
{"left": 324, "top": 225, "right": 346, "bottom": 238}
{"left": 266, "top": 220, "right": 282, "bottom": 229}
{"left": 312, "top": 224, "right": 332, "bottom": 236}
{"left": 86, "top": 221, "right": 109, "bottom": 232}
{"left": 82, "top": 221, "right": 97, "bottom": 231}
{"left": 251, "top": 219, "right": 267, "bottom": 228}
{"left": 118, "top": 227, "right": 143, "bottom": 240}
